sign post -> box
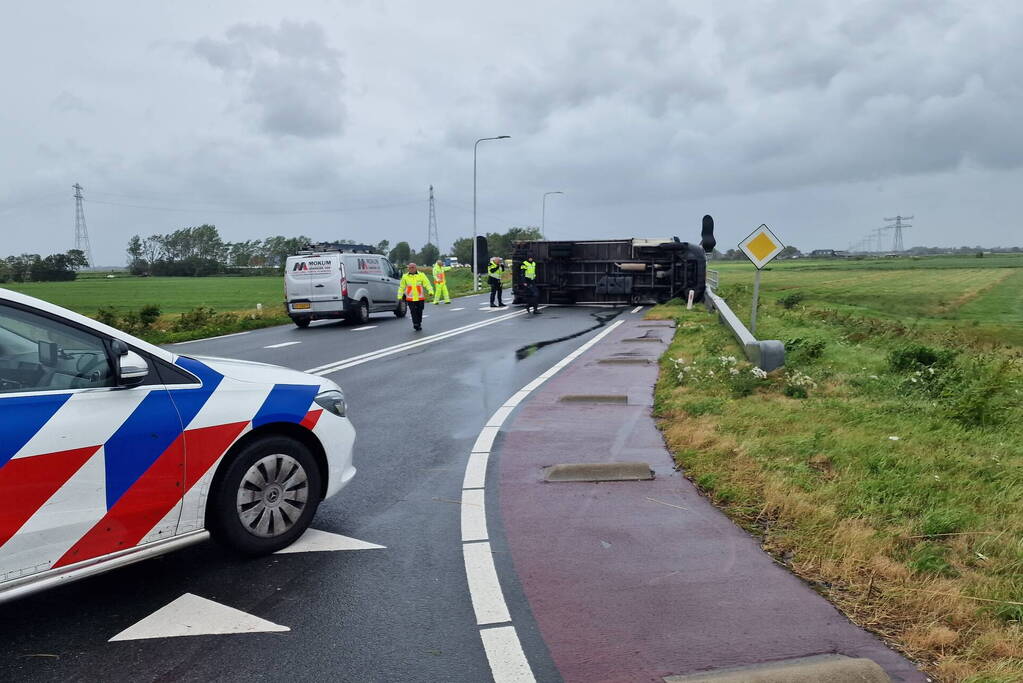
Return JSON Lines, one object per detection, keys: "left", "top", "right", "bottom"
{"left": 738, "top": 224, "right": 785, "bottom": 335}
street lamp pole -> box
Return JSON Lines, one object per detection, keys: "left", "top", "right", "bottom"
{"left": 541, "top": 191, "right": 564, "bottom": 239}
{"left": 473, "top": 135, "right": 510, "bottom": 292}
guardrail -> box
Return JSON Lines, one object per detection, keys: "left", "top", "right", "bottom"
{"left": 703, "top": 270, "right": 785, "bottom": 371}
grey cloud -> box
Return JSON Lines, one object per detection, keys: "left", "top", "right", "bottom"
{"left": 51, "top": 91, "right": 93, "bottom": 113}
{"left": 193, "top": 20, "right": 345, "bottom": 139}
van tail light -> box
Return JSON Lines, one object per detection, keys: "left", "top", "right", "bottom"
{"left": 341, "top": 277, "right": 348, "bottom": 298}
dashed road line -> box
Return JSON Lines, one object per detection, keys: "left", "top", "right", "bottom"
{"left": 352, "top": 326, "right": 378, "bottom": 332}
{"left": 305, "top": 309, "right": 526, "bottom": 376}
{"left": 459, "top": 317, "right": 624, "bottom": 682}
{"left": 630, "top": 305, "right": 643, "bottom": 314}
{"left": 450, "top": 307, "right": 465, "bottom": 311}
{"left": 264, "top": 341, "right": 302, "bottom": 348}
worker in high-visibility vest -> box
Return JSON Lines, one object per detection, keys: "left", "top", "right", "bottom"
{"left": 487, "top": 257, "right": 506, "bottom": 308}
{"left": 432, "top": 260, "right": 452, "bottom": 304}
{"left": 520, "top": 256, "right": 541, "bottom": 314}
{"left": 397, "top": 262, "right": 434, "bottom": 331}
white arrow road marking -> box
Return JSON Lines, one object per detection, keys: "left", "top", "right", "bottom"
{"left": 264, "top": 341, "right": 302, "bottom": 348}
{"left": 274, "top": 528, "right": 385, "bottom": 554}
{"left": 109, "top": 593, "right": 289, "bottom": 641}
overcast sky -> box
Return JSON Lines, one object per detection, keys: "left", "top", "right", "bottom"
{"left": 2, "top": 0, "right": 1021, "bottom": 265}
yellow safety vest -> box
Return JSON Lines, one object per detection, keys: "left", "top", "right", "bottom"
{"left": 433, "top": 264, "right": 450, "bottom": 284}
{"left": 487, "top": 262, "right": 502, "bottom": 278}
{"left": 521, "top": 260, "right": 537, "bottom": 279}
{"left": 398, "top": 272, "right": 433, "bottom": 301}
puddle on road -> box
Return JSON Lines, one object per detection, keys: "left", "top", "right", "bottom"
{"left": 515, "top": 308, "right": 626, "bottom": 360}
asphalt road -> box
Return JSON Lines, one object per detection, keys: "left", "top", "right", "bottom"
{"left": 0, "top": 294, "right": 635, "bottom": 682}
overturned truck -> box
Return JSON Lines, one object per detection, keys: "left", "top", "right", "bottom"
{"left": 507, "top": 216, "right": 716, "bottom": 307}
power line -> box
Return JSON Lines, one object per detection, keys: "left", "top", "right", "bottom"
{"left": 83, "top": 197, "right": 424, "bottom": 216}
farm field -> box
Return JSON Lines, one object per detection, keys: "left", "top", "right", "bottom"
{"left": 1, "top": 267, "right": 485, "bottom": 319}
{"left": 710, "top": 254, "right": 1023, "bottom": 347}
{"left": 651, "top": 254, "right": 1023, "bottom": 681}
{"left": 1, "top": 274, "right": 286, "bottom": 316}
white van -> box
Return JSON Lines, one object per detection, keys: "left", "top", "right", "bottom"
{"left": 284, "top": 245, "right": 406, "bottom": 327}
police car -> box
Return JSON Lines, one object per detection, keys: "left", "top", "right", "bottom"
{"left": 0, "top": 288, "right": 356, "bottom": 603}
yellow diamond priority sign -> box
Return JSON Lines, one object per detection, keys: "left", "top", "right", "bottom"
{"left": 739, "top": 224, "right": 784, "bottom": 269}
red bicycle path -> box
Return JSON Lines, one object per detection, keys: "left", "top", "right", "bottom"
{"left": 495, "top": 318, "right": 926, "bottom": 682}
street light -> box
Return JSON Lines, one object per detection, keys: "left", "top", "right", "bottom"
{"left": 541, "top": 191, "right": 564, "bottom": 239}
{"left": 473, "top": 135, "right": 511, "bottom": 292}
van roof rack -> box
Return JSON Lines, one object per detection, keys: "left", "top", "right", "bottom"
{"left": 297, "top": 242, "right": 377, "bottom": 255}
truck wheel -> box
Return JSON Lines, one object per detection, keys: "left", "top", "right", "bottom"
{"left": 207, "top": 436, "right": 322, "bottom": 556}
{"left": 292, "top": 317, "right": 310, "bottom": 328}
{"left": 394, "top": 299, "right": 407, "bottom": 318}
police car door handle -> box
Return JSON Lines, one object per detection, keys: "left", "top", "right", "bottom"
{"left": 314, "top": 284, "right": 325, "bottom": 288}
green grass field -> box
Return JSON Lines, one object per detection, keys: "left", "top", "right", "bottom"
{"left": 651, "top": 254, "right": 1023, "bottom": 681}
{"left": 0, "top": 266, "right": 492, "bottom": 343}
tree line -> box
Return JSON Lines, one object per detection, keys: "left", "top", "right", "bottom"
{"left": 0, "top": 250, "right": 89, "bottom": 282}
{"left": 121, "top": 224, "right": 546, "bottom": 277}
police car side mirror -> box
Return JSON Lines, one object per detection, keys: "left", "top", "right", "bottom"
{"left": 117, "top": 350, "right": 149, "bottom": 387}
{"left": 111, "top": 340, "right": 149, "bottom": 387}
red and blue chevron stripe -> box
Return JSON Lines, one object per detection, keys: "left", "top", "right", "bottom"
{"left": 0, "top": 357, "right": 323, "bottom": 575}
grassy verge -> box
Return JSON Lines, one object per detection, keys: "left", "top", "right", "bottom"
{"left": 650, "top": 280, "right": 1023, "bottom": 681}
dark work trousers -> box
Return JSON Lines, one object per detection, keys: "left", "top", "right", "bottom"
{"left": 525, "top": 281, "right": 539, "bottom": 312}
{"left": 408, "top": 299, "right": 425, "bottom": 329}
{"left": 489, "top": 277, "right": 504, "bottom": 306}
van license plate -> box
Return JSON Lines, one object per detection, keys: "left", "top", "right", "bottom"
{"left": 292, "top": 303, "right": 311, "bottom": 310}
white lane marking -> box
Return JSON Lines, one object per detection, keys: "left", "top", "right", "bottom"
{"left": 274, "top": 529, "right": 385, "bottom": 554}
{"left": 450, "top": 307, "right": 465, "bottom": 311}
{"left": 109, "top": 594, "right": 289, "bottom": 641}
{"left": 264, "top": 341, "right": 302, "bottom": 349}
{"left": 307, "top": 310, "right": 526, "bottom": 376}
{"left": 463, "top": 542, "right": 511, "bottom": 625}
{"left": 480, "top": 626, "right": 535, "bottom": 683}
{"left": 352, "top": 325, "right": 378, "bottom": 331}
{"left": 472, "top": 426, "right": 501, "bottom": 454}
{"left": 170, "top": 330, "right": 252, "bottom": 345}
{"left": 501, "top": 391, "right": 531, "bottom": 409}
{"left": 462, "top": 452, "right": 489, "bottom": 490}
{"left": 461, "top": 489, "right": 488, "bottom": 542}
{"left": 486, "top": 406, "right": 514, "bottom": 428}
{"left": 631, "top": 305, "right": 643, "bottom": 314}
{"left": 458, "top": 317, "right": 625, "bottom": 683}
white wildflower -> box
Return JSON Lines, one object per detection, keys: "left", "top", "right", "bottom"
{"left": 729, "top": 368, "right": 740, "bottom": 376}
{"left": 869, "top": 375, "right": 879, "bottom": 380}
{"left": 888, "top": 436, "right": 900, "bottom": 441}
{"left": 751, "top": 367, "right": 768, "bottom": 379}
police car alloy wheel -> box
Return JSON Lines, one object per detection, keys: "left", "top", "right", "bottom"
{"left": 209, "top": 436, "right": 323, "bottom": 555}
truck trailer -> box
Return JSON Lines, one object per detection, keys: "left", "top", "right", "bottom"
{"left": 507, "top": 217, "right": 716, "bottom": 307}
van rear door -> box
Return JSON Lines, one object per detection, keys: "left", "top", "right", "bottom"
{"left": 285, "top": 254, "right": 341, "bottom": 314}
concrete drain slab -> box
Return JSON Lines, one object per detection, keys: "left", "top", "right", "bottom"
{"left": 559, "top": 394, "right": 629, "bottom": 404}
{"left": 622, "top": 336, "right": 664, "bottom": 343}
{"left": 663, "top": 655, "right": 890, "bottom": 683}
{"left": 597, "top": 358, "right": 652, "bottom": 365}
{"left": 543, "top": 462, "right": 654, "bottom": 482}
